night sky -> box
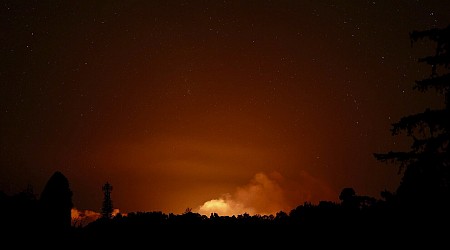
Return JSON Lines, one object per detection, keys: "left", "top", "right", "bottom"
{"left": 1, "top": 0, "right": 449, "bottom": 215}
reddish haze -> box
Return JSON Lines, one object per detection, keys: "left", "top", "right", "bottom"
{"left": 1, "top": 1, "right": 449, "bottom": 214}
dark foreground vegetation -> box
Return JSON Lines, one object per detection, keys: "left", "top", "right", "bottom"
{"left": 1, "top": 178, "right": 448, "bottom": 247}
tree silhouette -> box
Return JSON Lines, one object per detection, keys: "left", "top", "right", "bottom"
{"left": 102, "top": 182, "right": 114, "bottom": 219}
{"left": 374, "top": 25, "right": 450, "bottom": 210}
{"left": 40, "top": 171, "right": 73, "bottom": 231}
{"left": 339, "top": 187, "right": 358, "bottom": 210}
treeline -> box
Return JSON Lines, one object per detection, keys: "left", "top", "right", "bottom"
{"left": 1, "top": 181, "right": 448, "bottom": 245}
{"left": 76, "top": 187, "right": 448, "bottom": 246}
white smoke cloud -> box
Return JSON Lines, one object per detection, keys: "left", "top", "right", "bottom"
{"left": 196, "top": 194, "right": 250, "bottom": 216}
{"left": 196, "top": 171, "right": 336, "bottom": 216}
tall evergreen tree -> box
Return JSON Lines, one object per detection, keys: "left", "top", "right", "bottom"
{"left": 101, "top": 182, "right": 114, "bottom": 219}
{"left": 375, "top": 25, "right": 450, "bottom": 210}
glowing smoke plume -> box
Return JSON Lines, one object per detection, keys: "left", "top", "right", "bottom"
{"left": 196, "top": 171, "right": 335, "bottom": 216}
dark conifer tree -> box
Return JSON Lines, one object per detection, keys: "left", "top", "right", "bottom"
{"left": 101, "top": 182, "right": 114, "bottom": 219}
{"left": 375, "top": 25, "right": 450, "bottom": 210}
